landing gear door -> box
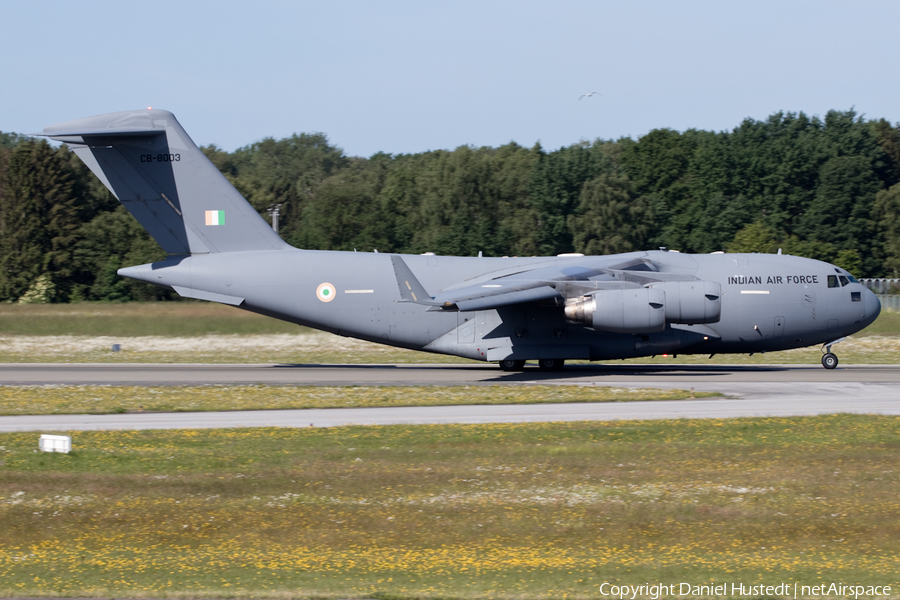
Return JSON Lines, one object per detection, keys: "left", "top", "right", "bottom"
{"left": 458, "top": 312, "right": 476, "bottom": 343}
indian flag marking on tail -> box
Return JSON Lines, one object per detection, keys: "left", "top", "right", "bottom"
{"left": 205, "top": 210, "right": 225, "bottom": 226}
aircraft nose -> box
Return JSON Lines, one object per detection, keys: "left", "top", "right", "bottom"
{"left": 863, "top": 287, "right": 881, "bottom": 326}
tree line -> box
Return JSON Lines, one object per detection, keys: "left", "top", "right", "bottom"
{"left": 1, "top": 109, "right": 899, "bottom": 303}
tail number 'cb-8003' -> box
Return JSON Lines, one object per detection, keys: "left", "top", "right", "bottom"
{"left": 140, "top": 154, "right": 181, "bottom": 163}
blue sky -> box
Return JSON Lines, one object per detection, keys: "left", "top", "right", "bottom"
{"left": 2, "top": 0, "right": 898, "bottom": 157}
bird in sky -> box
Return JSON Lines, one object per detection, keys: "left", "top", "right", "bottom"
{"left": 578, "top": 91, "right": 602, "bottom": 100}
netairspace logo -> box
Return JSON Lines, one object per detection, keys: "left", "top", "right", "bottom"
{"left": 598, "top": 582, "right": 892, "bottom": 599}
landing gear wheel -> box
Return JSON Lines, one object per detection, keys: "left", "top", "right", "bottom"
{"left": 499, "top": 359, "right": 526, "bottom": 371}
{"left": 822, "top": 353, "right": 838, "bottom": 369}
{"left": 538, "top": 358, "right": 565, "bottom": 371}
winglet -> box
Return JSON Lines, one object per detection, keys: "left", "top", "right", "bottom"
{"left": 390, "top": 256, "right": 440, "bottom": 305}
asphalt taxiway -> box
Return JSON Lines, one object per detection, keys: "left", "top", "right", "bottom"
{"left": 0, "top": 363, "right": 897, "bottom": 432}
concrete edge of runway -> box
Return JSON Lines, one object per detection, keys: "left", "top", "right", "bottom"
{"left": 2, "top": 390, "right": 899, "bottom": 432}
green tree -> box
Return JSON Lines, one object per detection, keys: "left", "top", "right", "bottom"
{"left": 797, "top": 155, "right": 880, "bottom": 274}
{"left": 289, "top": 156, "right": 390, "bottom": 252}
{"left": 620, "top": 128, "right": 708, "bottom": 249}
{"left": 226, "top": 133, "right": 349, "bottom": 241}
{"left": 376, "top": 142, "right": 538, "bottom": 256}
{"left": 834, "top": 248, "right": 863, "bottom": 276}
{"left": 725, "top": 221, "right": 842, "bottom": 263}
{"left": 72, "top": 206, "right": 169, "bottom": 301}
{"left": 568, "top": 174, "right": 653, "bottom": 254}
{"left": 726, "top": 221, "right": 780, "bottom": 254}
{"left": 874, "top": 119, "right": 900, "bottom": 173}
{"left": 529, "top": 141, "right": 616, "bottom": 255}
{"left": 873, "top": 182, "right": 900, "bottom": 277}
{"left": 779, "top": 236, "right": 836, "bottom": 263}
{"left": 0, "top": 140, "right": 80, "bottom": 301}
{"left": 0, "top": 131, "right": 27, "bottom": 150}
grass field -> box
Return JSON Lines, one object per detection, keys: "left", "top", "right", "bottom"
{"left": 0, "top": 302, "right": 298, "bottom": 337}
{"left": 1, "top": 415, "right": 898, "bottom": 599}
{"left": 2, "top": 304, "right": 898, "bottom": 599}
{"left": 0, "top": 385, "right": 718, "bottom": 416}
{"left": 0, "top": 303, "right": 899, "bottom": 365}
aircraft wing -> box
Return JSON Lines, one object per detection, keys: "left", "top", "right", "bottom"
{"left": 391, "top": 255, "right": 655, "bottom": 311}
{"left": 436, "top": 283, "right": 563, "bottom": 311}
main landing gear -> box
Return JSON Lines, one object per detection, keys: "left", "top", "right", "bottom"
{"left": 499, "top": 359, "right": 526, "bottom": 371}
{"left": 497, "top": 359, "right": 566, "bottom": 371}
{"left": 537, "top": 358, "right": 565, "bottom": 371}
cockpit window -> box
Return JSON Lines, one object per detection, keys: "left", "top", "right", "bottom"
{"left": 828, "top": 275, "right": 839, "bottom": 288}
{"left": 835, "top": 267, "right": 859, "bottom": 283}
{"left": 851, "top": 291, "right": 861, "bottom": 302}
{"left": 839, "top": 275, "right": 849, "bottom": 287}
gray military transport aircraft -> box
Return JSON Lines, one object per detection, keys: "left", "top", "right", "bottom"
{"left": 41, "top": 109, "right": 881, "bottom": 370}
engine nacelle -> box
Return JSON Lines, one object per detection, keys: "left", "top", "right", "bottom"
{"left": 648, "top": 280, "right": 721, "bottom": 324}
{"left": 565, "top": 288, "right": 666, "bottom": 334}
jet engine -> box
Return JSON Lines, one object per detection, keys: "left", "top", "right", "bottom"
{"left": 648, "top": 280, "right": 721, "bottom": 324}
{"left": 564, "top": 288, "right": 666, "bottom": 333}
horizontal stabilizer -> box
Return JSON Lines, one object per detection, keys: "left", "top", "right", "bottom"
{"left": 171, "top": 286, "right": 245, "bottom": 306}
{"left": 39, "top": 128, "right": 162, "bottom": 141}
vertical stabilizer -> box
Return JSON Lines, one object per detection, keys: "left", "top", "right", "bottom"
{"left": 42, "top": 109, "right": 287, "bottom": 254}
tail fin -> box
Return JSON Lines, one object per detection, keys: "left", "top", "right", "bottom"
{"left": 42, "top": 109, "right": 287, "bottom": 254}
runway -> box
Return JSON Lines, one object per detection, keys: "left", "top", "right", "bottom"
{"left": 4, "top": 361, "right": 900, "bottom": 386}
{"left": 1, "top": 363, "right": 898, "bottom": 432}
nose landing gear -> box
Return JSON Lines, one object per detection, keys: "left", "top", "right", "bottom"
{"left": 821, "top": 337, "right": 845, "bottom": 369}
{"left": 822, "top": 353, "right": 838, "bottom": 369}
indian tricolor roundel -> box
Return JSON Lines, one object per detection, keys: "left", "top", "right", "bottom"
{"left": 316, "top": 282, "right": 336, "bottom": 302}
{"left": 205, "top": 210, "right": 225, "bottom": 226}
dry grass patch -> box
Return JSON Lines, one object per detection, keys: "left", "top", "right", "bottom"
{"left": 0, "top": 302, "right": 298, "bottom": 336}
{"left": 0, "top": 333, "right": 467, "bottom": 364}
{"left": 2, "top": 333, "right": 900, "bottom": 365}
{"left": 1, "top": 302, "right": 898, "bottom": 365}
{"left": 0, "top": 384, "right": 717, "bottom": 416}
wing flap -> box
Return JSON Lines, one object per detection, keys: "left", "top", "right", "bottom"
{"left": 455, "top": 286, "right": 562, "bottom": 311}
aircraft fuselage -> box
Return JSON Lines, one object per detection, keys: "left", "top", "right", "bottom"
{"left": 121, "top": 248, "right": 880, "bottom": 363}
